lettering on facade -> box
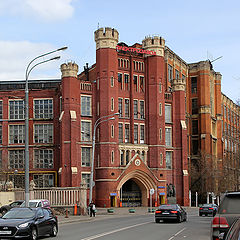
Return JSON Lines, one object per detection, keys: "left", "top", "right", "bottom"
{"left": 116, "top": 45, "right": 156, "bottom": 55}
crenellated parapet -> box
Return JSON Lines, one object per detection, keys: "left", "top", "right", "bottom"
{"left": 94, "top": 27, "right": 119, "bottom": 50}
{"left": 172, "top": 79, "right": 186, "bottom": 91}
{"left": 61, "top": 62, "right": 79, "bottom": 78}
{"left": 142, "top": 36, "right": 165, "bottom": 57}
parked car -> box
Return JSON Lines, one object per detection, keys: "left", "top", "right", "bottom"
{"left": 20, "top": 199, "right": 50, "bottom": 208}
{"left": 219, "top": 217, "right": 240, "bottom": 240}
{"left": 0, "top": 200, "right": 24, "bottom": 215}
{"left": 155, "top": 204, "right": 187, "bottom": 223}
{"left": 199, "top": 203, "right": 218, "bottom": 216}
{"left": 0, "top": 207, "right": 58, "bottom": 240}
{"left": 211, "top": 191, "right": 240, "bottom": 240}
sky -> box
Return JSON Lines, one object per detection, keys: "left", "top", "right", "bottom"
{"left": 0, "top": 0, "right": 240, "bottom": 102}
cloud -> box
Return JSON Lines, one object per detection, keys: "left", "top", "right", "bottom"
{"left": 0, "top": 0, "right": 75, "bottom": 22}
{"left": 0, "top": 41, "right": 67, "bottom": 80}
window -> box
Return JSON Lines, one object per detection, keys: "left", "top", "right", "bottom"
{"left": 34, "top": 124, "right": 53, "bottom": 143}
{"left": 175, "top": 69, "right": 179, "bottom": 79}
{"left": 120, "top": 150, "right": 124, "bottom": 165}
{"left": 81, "top": 121, "right": 91, "bottom": 141}
{"left": 166, "top": 151, "right": 172, "bottom": 169}
{"left": 111, "top": 151, "right": 114, "bottom": 163}
{"left": 159, "top": 103, "right": 162, "bottom": 116}
{"left": 34, "top": 149, "right": 53, "bottom": 168}
{"left": 126, "top": 150, "right": 130, "bottom": 165}
{"left": 192, "top": 99, "right": 198, "bottom": 114}
{"left": 119, "top": 123, "right": 123, "bottom": 143}
{"left": 165, "top": 104, "right": 171, "bottom": 123}
{"left": 33, "top": 174, "right": 54, "bottom": 188}
{"left": 160, "top": 153, "right": 163, "bottom": 165}
{"left": 34, "top": 99, "right": 53, "bottom": 119}
{"left": 134, "top": 124, "right": 138, "bottom": 144}
{"left": 0, "top": 125, "right": 2, "bottom": 144}
{"left": 124, "top": 74, "right": 129, "bottom": 90}
{"left": 9, "top": 150, "right": 24, "bottom": 169}
{"left": 125, "top": 124, "right": 130, "bottom": 143}
{"left": 140, "top": 76, "right": 144, "bottom": 92}
{"left": 0, "top": 101, "right": 2, "bottom": 119}
{"left": 81, "top": 96, "right": 91, "bottom": 116}
{"left": 118, "top": 98, "right": 123, "bottom": 117}
{"left": 224, "top": 106, "right": 226, "bottom": 119}
{"left": 165, "top": 127, "right": 172, "bottom": 146}
{"left": 159, "top": 83, "right": 162, "bottom": 93}
{"left": 82, "top": 173, "right": 90, "bottom": 188}
{"left": 111, "top": 98, "right": 114, "bottom": 111}
{"left": 110, "top": 76, "right": 114, "bottom": 87}
{"left": 191, "top": 77, "right": 197, "bottom": 93}
{"left": 140, "top": 101, "right": 144, "bottom": 119}
{"left": 134, "top": 100, "right": 138, "bottom": 119}
{"left": 160, "top": 128, "right": 162, "bottom": 141}
{"left": 133, "top": 75, "right": 138, "bottom": 91}
{"left": 118, "top": 73, "right": 123, "bottom": 90}
{"left": 125, "top": 99, "right": 130, "bottom": 118}
{"left": 9, "top": 100, "right": 24, "bottom": 120}
{"left": 111, "top": 125, "right": 114, "bottom": 138}
{"left": 140, "top": 125, "right": 145, "bottom": 144}
{"left": 0, "top": 150, "right": 2, "bottom": 168}
{"left": 168, "top": 65, "right": 173, "bottom": 82}
{"left": 81, "top": 147, "right": 91, "bottom": 166}
{"left": 9, "top": 125, "right": 25, "bottom": 144}
{"left": 192, "top": 120, "right": 198, "bottom": 135}
{"left": 182, "top": 74, "right": 186, "bottom": 81}
{"left": 192, "top": 139, "right": 198, "bottom": 155}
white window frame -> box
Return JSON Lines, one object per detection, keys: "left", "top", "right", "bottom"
{"left": 34, "top": 98, "right": 53, "bottom": 119}
{"left": 9, "top": 149, "right": 24, "bottom": 169}
{"left": 165, "top": 104, "right": 172, "bottom": 123}
{"left": 111, "top": 97, "right": 114, "bottom": 111}
{"left": 34, "top": 149, "right": 54, "bottom": 169}
{"left": 82, "top": 172, "right": 91, "bottom": 188}
{"left": 9, "top": 99, "right": 24, "bottom": 120}
{"left": 81, "top": 95, "right": 92, "bottom": 116}
{"left": 81, "top": 120, "right": 92, "bottom": 141}
{"left": 165, "top": 127, "right": 172, "bottom": 147}
{"left": 140, "top": 124, "right": 145, "bottom": 144}
{"left": 166, "top": 151, "right": 172, "bottom": 169}
{"left": 9, "top": 124, "right": 25, "bottom": 144}
{"left": 34, "top": 124, "right": 53, "bottom": 143}
{"left": 81, "top": 147, "right": 91, "bottom": 167}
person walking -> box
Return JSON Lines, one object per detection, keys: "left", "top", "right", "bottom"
{"left": 89, "top": 201, "right": 96, "bottom": 217}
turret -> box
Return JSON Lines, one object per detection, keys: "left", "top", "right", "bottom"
{"left": 60, "top": 62, "right": 78, "bottom": 78}
{"left": 172, "top": 79, "right": 186, "bottom": 92}
{"left": 142, "top": 36, "right": 165, "bottom": 57}
{"left": 94, "top": 27, "right": 119, "bottom": 50}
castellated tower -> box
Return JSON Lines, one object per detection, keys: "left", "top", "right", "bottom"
{"left": 59, "top": 62, "right": 80, "bottom": 187}
{"left": 142, "top": 36, "right": 165, "bottom": 57}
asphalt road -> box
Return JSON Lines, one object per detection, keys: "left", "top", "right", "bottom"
{"left": 51, "top": 211, "right": 212, "bottom": 240}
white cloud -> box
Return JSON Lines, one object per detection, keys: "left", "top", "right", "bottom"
{"left": 0, "top": 41, "right": 67, "bottom": 80}
{"left": 0, "top": 0, "right": 75, "bottom": 22}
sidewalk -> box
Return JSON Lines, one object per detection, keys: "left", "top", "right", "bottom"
{"left": 57, "top": 207, "right": 198, "bottom": 224}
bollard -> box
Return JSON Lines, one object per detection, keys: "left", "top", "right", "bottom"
{"left": 65, "top": 209, "right": 69, "bottom": 218}
{"left": 74, "top": 203, "right": 77, "bottom": 216}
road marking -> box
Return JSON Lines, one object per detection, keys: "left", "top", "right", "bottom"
{"left": 168, "top": 228, "right": 186, "bottom": 240}
{"left": 79, "top": 221, "right": 152, "bottom": 240}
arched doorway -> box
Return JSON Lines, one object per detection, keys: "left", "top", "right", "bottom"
{"left": 121, "top": 179, "right": 142, "bottom": 207}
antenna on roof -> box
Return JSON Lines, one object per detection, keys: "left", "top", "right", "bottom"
{"left": 211, "top": 56, "right": 223, "bottom": 63}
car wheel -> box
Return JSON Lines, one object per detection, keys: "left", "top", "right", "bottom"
{"left": 177, "top": 216, "right": 182, "bottom": 223}
{"left": 199, "top": 213, "right": 202, "bottom": 216}
{"left": 50, "top": 223, "right": 58, "bottom": 237}
{"left": 30, "top": 227, "right": 38, "bottom": 240}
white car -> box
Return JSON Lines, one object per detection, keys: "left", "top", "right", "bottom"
{"left": 20, "top": 199, "right": 50, "bottom": 208}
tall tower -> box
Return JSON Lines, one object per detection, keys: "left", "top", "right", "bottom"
{"left": 59, "top": 62, "right": 80, "bottom": 186}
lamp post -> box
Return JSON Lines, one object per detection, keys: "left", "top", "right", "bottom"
{"left": 89, "top": 112, "right": 119, "bottom": 205}
{"left": 24, "top": 47, "right": 67, "bottom": 207}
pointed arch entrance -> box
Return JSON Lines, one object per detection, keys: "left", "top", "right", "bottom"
{"left": 117, "top": 170, "right": 157, "bottom": 207}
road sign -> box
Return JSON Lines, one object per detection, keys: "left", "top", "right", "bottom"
{"left": 150, "top": 188, "right": 154, "bottom": 195}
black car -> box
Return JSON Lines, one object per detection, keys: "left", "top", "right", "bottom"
{"left": 219, "top": 218, "right": 240, "bottom": 240}
{"left": 0, "top": 207, "right": 58, "bottom": 240}
{"left": 0, "top": 201, "right": 24, "bottom": 215}
{"left": 211, "top": 191, "right": 240, "bottom": 240}
{"left": 155, "top": 204, "right": 187, "bottom": 223}
{"left": 199, "top": 203, "right": 218, "bottom": 216}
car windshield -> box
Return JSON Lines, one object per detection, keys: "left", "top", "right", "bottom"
{"left": 2, "top": 208, "right": 35, "bottom": 219}
{"left": 202, "top": 204, "right": 214, "bottom": 207}
{"left": 21, "top": 202, "right": 38, "bottom": 208}
{"left": 218, "top": 195, "right": 240, "bottom": 214}
{"left": 158, "top": 205, "right": 177, "bottom": 210}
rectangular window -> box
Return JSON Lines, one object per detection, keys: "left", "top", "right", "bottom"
{"left": 165, "top": 104, "right": 171, "bottom": 123}
{"left": 125, "top": 99, "right": 130, "bottom": 118}
{"left": 191, "top": 77, "right": 197, "bottom": 93}
{"left": 168, "top": 65, "right": 173, "bottom": 82}
{"left": 134, "top": 100, "right": 138, "bottom": 119}
{"left": 119, "top": 123, "right": 123, "bottom": 143}
{"left": 159, "top": 103, "right": 162, "bottom": 116}
{"left": 110, "top": 76, "right": 114, "bottom": 87}
{"left": 182, "top": 74, "right": 186, "bottom": 81}
{"left": 81, "top": 96, "right": 91, "bottom": 116}
{"left": 81, "top": 121, "right": 91, "bottom": 141}
{"left": 0, "top": 150, "right": 2, "bottom": 168}
{"left": 81, "top": 147, "right": 91, "bottom": 166}
{"left": 118, "top": 73, "right": 123, "bottom": 90}
{"left": 34, "top": 124, "right": 53, "bottom": 143}
{"left": 140, "top": 101, "right": 144, "bottom": 119}
{"left": 192, "top": 120, "right": 198, "bottom": 135}
{"left": 34, "top": 149, "right": 53, "bottom": 168}
{"left": 34, "top": 99, "right": 53, "bottom": 119}
{"left": 159, "top": 83, "right": 162, "bottom": 93}
{"left": 192, "top": 139, "right": 199, "bottom": 155}
{"left": 82, "top": 173, "right": 90, "bottom": 188}
{"left": 33, "top": 174, "right": 54, "bottom": 188}
{"left": 111, "top": 125, "right": 114, "bottom": 138}
{"left": 9, "top": 125, "right": 25, "bottom": 144}
{"left": 175, "top": 69, "right": 179, "bottom": 79}
{"left": 140, "top": 125, "right": 145, "bottom": 144}
{"left": 111, "top": 98, "right": 114, "bottom": 111}
{"left": 118, "top": 98, "right": 123, "bottom": 117}
{"left": 165, "top": 127, "right": 172, "bottom": 147}
{"left": 160, "top": 128, "right": 162, "bottom": 141}
{"left": 134, "top": 124, "right": 138, "bottom": 144}
{"left": 124, "top": 74, "right": 129, "bottom": 90}
{"left": 9, "top": 100, "right": 24, "bottom": 120}
{"left": 133, "top": 75, "right": 138, "bottom": 91}
{"left": 166, "top": 151, "right": 172, "bottom": 169}
{"left": 192, "top": 99, "right": 198, "bottom": 114}
{"left": 0, "top": 101, "right": 2, "bottom": 119}
{"left": 140, "top": 76, "right": 144, "bottom": 92}
{"left": 9, "top": 150, "right": 24, "bottom": 169}
{"left": 120, "top": 150, "right": 124, "bottom": 165}
{"left": 125, "top": 124, "right": 130, "bottom": 143}
{"left": 111, "top": 151, "right": 114, "bottom": 163}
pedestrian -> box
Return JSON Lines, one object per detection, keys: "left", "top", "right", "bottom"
{"left": 89, "top": 201, "right": 96, "bottom": 217}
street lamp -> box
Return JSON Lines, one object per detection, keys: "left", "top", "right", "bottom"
{"left": 24, "top": 47, "right": 67, "bottom": 207}
{"left": 89, "top": 112, "right": 119, "bottom": 205}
